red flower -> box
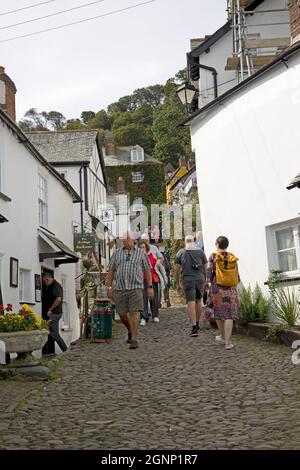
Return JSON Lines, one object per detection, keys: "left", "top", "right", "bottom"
{"left": 6, "top": 304, "right": 13, "bottom": 312}
{"left": 0, "top": 305, "right": 4, "bottom": 312}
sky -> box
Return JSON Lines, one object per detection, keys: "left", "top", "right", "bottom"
{"left": 0, "top": 0, "right": 227, "bottom": 121}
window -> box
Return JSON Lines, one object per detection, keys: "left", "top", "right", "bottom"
{"left": 38, "top": 175, "right": 48, "bottom": 227}
{"left": 267, "top": 221, "right": 300, "bottom": 275}
{"left": 132, "top": 171, "right": 144, "bottom": 183}
{"left": 276, "top": 227, "right": 298, "bottom": 272}
{"left": 19, "top": 269, "right": 32, "bottom": 302}
{"left": 131, "top": 147, "right": 144, "bottom": 162}
{"left": 132, "top": 197, "right": 143, "bottom": 212}
{"left": 61, "top": 276, "right": 70, "bottom": 328}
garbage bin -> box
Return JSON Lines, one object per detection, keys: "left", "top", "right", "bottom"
{"left": 91, "top": 299, "right": 112, "bottom": 343}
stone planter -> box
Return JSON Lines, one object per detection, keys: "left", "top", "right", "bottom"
{"left": 235, "top": 322, "right": 300, "bottom": 347}
{"left": 0, "top": 329, "right": 49, "bottom": 365}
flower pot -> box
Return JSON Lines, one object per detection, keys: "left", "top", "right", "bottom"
{"left": 0, "top": 329, "right": 49, "bottom": 365}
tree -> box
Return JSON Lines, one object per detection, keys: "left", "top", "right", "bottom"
{"left": 64, "top": 119, "right": 87, "bottom": 130}
{"left": 112, "top": 123, "right": 154, "bottom": 154}
{"left": 81, "top": 111, "right": 95, "bottom": 125}
{"left": 152, "top": 78, "right": 194, "bottom": 166}
{"left": 87, "top": 110, "right": 112, "bottom": 130}
{"left": 19, "top": 108, "right": 66, "bottom": 131}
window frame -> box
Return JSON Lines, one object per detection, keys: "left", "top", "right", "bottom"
{"left": 38, "top": 174, "right": 48, "bottom": 228}
{"left": 132, "top": 171, "right": 144, "bottom": 183}
{"left": 131, "top": 147, "right": 144, "bottom": 162}
{"left": 19, "top": 268, "right": 33, "bottom": 303}
{"left": 266, "top": 219, "right": 300, "bottom": 278}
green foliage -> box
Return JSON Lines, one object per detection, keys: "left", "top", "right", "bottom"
{"left": 0, "top": 313, "right": 48, "bottom": 332}
{"left": 64, "top": 119, "right": 87, "bottom": 130}
{"left": 267, "top": 269, "right": 283, "bottom": 300}
{"left": 106, "top": 164, "right": 165, "bottom": 207}
{"left": 87, "top": 109, "right": 112, "bottom": 130}
{"left": 272, "top": 288, "right": 299, "bottom": 327}
{"left": 152, "top": 79, "right": 194, "bottom": 166}
{"left": 239, "top": 284, "right": 270, "bottom": 325}
{"left": 19, "top": 69, "right": 193, "bottom": 165}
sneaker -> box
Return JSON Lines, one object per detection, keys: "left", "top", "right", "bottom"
{"left": 195, "top": 325, "right": 200, "bottom": 332}
{"left": 140, "top": 319, "right": 146, "bottom": 326}
{"left": 129, "top": 340, "right": 138, "bottom": 350}
{"left": 215, "top": 335, "right": 225, "bottom": 344}
{"left": 153, "top": 317, "right": 159, "bottom": 323}
{"left": 225, "top": 343, "right": 234, "bottom": 350}
{"left": 126, "top": 334, "right": 132, "bottom": 344}
{"left": 189, "top": 327, "right": 198, "bottom": 337}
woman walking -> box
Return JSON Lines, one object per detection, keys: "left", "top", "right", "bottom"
{"left": 139, "top": 241, "right": 160, "bottom": 325}
{"left": 206, "top": 236, "right": 240, "bottom": 350}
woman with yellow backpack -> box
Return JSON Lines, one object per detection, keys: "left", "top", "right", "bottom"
{"left": 206, "top": 236, "right": 240, "bottom": 350}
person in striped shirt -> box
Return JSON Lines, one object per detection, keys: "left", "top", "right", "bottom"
{"left": 106, "top": 231, "right": 154, "bottom": 350}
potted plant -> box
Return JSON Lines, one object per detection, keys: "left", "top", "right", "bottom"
{"left": 0, "top": 304, "right": 49, "bottom": 364}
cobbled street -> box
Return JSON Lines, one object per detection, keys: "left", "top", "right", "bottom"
{"left": 1, "top": 307, "right": 300, "bottom": 450}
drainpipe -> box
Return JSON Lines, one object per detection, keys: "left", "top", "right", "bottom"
{"left": 188, "top": 54, "right": 218, "bottom": 100}
{"left": 79, "top": 165, "right": 84, "bottom": 234}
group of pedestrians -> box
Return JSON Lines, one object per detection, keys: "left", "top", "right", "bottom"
{"left": 106, "top": 230, "right": 240, "bottom": 351}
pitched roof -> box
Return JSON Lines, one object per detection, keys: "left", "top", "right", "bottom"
{"left": 189, "top": 1, "right": 265, "bottom": 59}
{"left": 26, "top": 130, "right": 98, "bottom": 163}
{"left": 182, "top": 42, "right": 300, "bottom": 126}
{"left": 0, "top": 110, "right": 80, "bottom": 202}
{"left": 104, "top": 146, "right": 163, "bottom": 167}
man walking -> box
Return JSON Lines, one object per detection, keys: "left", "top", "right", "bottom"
{"left": 42, "top": 273, "right": 68, "bottom": 353}
{"left": 175, "top": 235, "right": 207, "bottom": 337}
{"left": 106, "top": 231, "right": 154, "bottom": 350}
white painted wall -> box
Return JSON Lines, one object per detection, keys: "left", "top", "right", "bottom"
{"left": 198, "top": 0, "right": 290, "bottom": 107}
{"left": 190, "top": 50, "right": 300, "bottom": 290}
{"left": 0, "top": 121, "right": 80, "bottom": 347}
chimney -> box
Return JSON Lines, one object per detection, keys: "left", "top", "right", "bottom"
{"left": 117, "top": 176, "right": 125, "bottom": 194}
{"left": 188, "top": 159, "right": 195, "bottom": 171}
{"left": 190, "top": 36, "right": 210, "bottom": 51}
{"left": 0, "top": 66, "right": 17, "bottom": 121}
{"left": 104, "top": 130, "right": 116, "bottom": 156}
{"left": 179, "top": 158, "right": 187, "bottom": 168}
{"left": 289, "top": 1, "right": 300, "bottom": 44}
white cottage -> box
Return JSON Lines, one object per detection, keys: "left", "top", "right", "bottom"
{"left": 26, "top": 130, "right": 110, "bottom": 269}
{"left": 0, "top": 99, "right": 81, "bottom": 350}
{"left": 183, "top": 1, "right": 300, "bottom": 290}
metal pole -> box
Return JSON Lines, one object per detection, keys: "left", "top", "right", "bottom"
{"left": 237, "top": 0, "right": 244, "bottom": 81}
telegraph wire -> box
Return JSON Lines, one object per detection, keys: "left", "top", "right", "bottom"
{"left": 0, "top": 0, "right": 59, "bottom": 17}
{"left": 0, "top": 0, "right": 156, "bottom": 44}
{"left": 0, "top": 0, "right": 107, "bottom": 31}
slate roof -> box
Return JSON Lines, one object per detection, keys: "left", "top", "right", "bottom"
{"left": 26, "top": 130, "right": 98, "bottom": 163}
{"left": 104, "top": 146, "right": 163, "bottom": 167}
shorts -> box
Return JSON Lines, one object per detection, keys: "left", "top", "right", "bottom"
{"left": 113, "top": 289, "right": 144, "bottom": 315}
{"left": 183, "top": 279, "right": 204, "bottom": 303}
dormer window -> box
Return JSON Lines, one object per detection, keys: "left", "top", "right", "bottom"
{"left": 131, "top": 146, "right": 144, "bottom": 162}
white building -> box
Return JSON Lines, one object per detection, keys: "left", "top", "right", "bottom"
{"left": 27, "top": 130, "right": 110, "bottom": 269}
{"left": 0, "top": 104, "right": 81, "bottom": 349}
{"left": 188, "top": 0, "right": 291, "bottom": 110}
{"left": 184, "top": 1, "right": 300, "bottom": 290}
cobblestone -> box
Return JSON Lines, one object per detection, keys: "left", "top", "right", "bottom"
{"left": 0, "top": 307, "right": 300, "bottom": 449}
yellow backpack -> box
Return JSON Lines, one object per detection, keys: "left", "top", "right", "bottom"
{"left": 214, "top": 252, "right": 239, "bottom": 287}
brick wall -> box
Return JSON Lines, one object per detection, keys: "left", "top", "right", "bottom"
{"left": 289, "top": 0, "right": 300, "bottom": 44}
{"left": 0, "top": 67, "right": 17, "bottom": 121}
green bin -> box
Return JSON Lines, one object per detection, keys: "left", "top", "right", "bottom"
{"left": 91, "top": 299, "right": 112, "bottom": 343}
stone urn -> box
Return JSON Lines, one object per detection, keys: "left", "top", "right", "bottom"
{"left": 0, "top": 329, "right": 49, "bottom": 365}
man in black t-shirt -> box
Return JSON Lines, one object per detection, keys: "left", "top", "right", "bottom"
{"left": 42, "top": 273, "right": 68, "bottom": 353}
{"left": 175, "top": 235, "right": 207, "bottom": 338}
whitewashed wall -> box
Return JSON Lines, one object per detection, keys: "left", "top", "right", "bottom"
{"left": 0, "top": 122, "right": 80, "bottom": 347}
{"left": 190, "top": 51, "right": 300, "bottom": 289}
{"left": 198, "top": 0, "right": 290, "bottom": 107}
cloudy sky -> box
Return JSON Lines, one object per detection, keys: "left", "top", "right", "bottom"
{"left": 0, "top": 0, "right": 226, "bottom": 121}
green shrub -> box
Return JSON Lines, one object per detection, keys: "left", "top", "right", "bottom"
{"left": 272, "top": 288, "right": 299, "bottom": 328}
{"left": 239, "top": 284, "right": 270, "bottom": 325}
